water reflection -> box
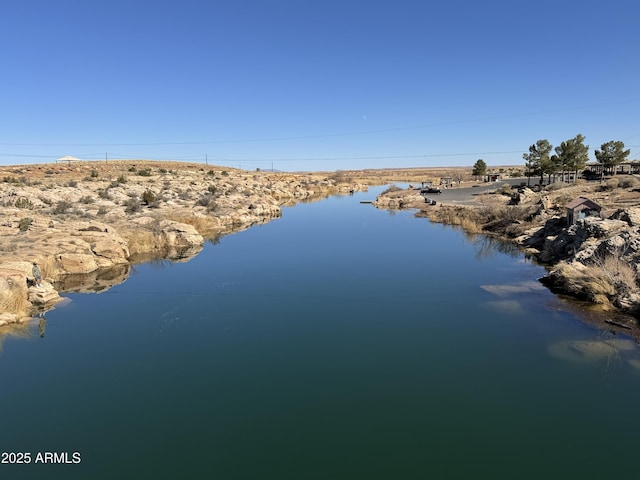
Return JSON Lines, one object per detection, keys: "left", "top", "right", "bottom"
{"left": 465, "top": 231, "right": 523, "bottom": 260}
{"left": 547, "top": 330, "right": 640, "bottom": 379}
{"left": 55, "top": 263, "right": 131, "bottom": 294}
{"left": 38, "top": 314, "right": 46, "bottom": 338}
{"left": 0, "top": 321, "right": 35, "bottom": 354}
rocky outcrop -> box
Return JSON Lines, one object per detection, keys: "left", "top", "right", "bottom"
{"left": 0, "top": 161, "right": 366, "bottom": 320}
{"left": 158, "top": 220, "right": 203, "bottom": 247}
{"left": 524, "top": 212, "right": 640, "bottom": 316}
{"left": 373, "top": 188, "right": 424, "bottom": 209}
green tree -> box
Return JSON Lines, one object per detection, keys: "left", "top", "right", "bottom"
{"left": 523, "top": 139, "right": 553, "bottom": 186}
{"left": 554, "top": 134, "right": 589, "bottom": 182}
{"left": 472, "top": 159, "right": 487, "bottom": 178}
{"left": 594, "top": 140, "right": 630, "bottom": 180}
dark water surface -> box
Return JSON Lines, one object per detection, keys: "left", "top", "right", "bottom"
{"left": 2, "top": 186, "right": 640, "bottom": 479}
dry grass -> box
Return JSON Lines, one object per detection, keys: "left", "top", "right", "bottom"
{"left": 0, "top": 281, "right": 31, "bottom": 317}
{"left": 38, "top": 255, "right": 57, "bottom": 281}
{"left": 122, "top": 229, "right": 161, "bottom": 256}
{"left": 551, "top": 253, "right": 638, "bottom": 305}
{"left": 422, "top": 203, "right": 533, "bottom": 236}
{"left": 164, "top": 213, "right": 219, "bottom": 236}
{"left": 421, "top": 206, "right": 484, "bottom": 233}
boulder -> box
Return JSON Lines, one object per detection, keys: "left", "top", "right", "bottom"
{"left": 56, "top": 253, "right": 99, "bottom": 274}
{"left": 90, "top": 237, "right": 130, "bottom": 266}
{"left": 610, "top": 207, "right": 640, "bottom": 227}
{"left": 158, "top": 220, "right": 203, "bottom": 247}
{"left": 27, "top": 282, "right": 61, "bottom": 305}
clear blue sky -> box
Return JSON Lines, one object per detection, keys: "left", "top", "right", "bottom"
{"left": 1, "top": 0, "right": 639, "bottom": 171}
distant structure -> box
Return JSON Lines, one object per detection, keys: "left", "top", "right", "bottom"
{"left": 566, "top": 197, "right": 602, "bottom": 226}
{"left": 584, "top": 160, "right": 640, "bottom": 177}
{"left": 57, "top": 156, "right": 82, "bottom": 165}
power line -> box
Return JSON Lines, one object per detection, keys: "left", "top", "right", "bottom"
{"left": 2, "top": 99, "right": 638, "bottom": 149}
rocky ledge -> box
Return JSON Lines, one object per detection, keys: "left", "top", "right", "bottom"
{"left": 0, "top": 161, "right": 366, "bottom": 322}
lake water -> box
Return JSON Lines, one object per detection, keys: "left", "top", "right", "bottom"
{"left": 2, "top": 186, "right": 640, "bottom": 479}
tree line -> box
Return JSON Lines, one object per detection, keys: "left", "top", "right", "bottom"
{"left": 522, "top": 135, "right": 631, "bottom": 185}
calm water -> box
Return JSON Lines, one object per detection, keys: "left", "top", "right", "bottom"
{"left": 2, "top": 186, "right": 640, "bottom": 479}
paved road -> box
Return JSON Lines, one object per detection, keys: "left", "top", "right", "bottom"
{"left": 427, "top": 178, "right": 526, "bottom": 205}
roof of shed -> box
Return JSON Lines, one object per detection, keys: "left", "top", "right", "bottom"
{"left": 565, "top": 196, "right": 602, "bottom": 210}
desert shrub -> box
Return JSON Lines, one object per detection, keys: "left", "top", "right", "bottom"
{"left": 53, "top": 200, "right": 72, "bottom": 214}
{"left": 381, "top": 184, "right": 402, "bottom": 195}
{"left": 128, "top": 166, "right": 137, "bottom": 173}
{"left": 18, "top": 217, "right": 33, "bottom": 232}
{"left": 195, "top": 194, "right": 213, "bottom": 207}
{"left": 597, "top": 177, "right": 619, "bottom": 192}
{"left": 98, "top": 188, "right": 112, "bottom": 199}
{"left": 618, "top": 176, "right": 638, "bottom": 189}
{"left": 496, "top": 183, "right": 513, "bottom": 196}
{"left": 206, "top": 200, "right": 219, "bottom": 212}
{"left": 97, "top": 206, "right": 108, "bottom": 216}
{"left": 142, "top": 189, "right": 157, "bottom": 205}
{"left": 207, "top": 185, "right": 217, "bottom": 195}
{"left": 14, "top": 197, "right": 34, "bottom": 209}
{"left": 65, "top": 180, "right": 78, "bottom": 187}
{"left": 552, "top": 193, "right": 573, "bottom": 210}
{"left": 117, "top": 175, "right": 128, "bottom": 184}
{"left": 79, "top": 195, "right": 95, "bottom": 204}
{"left": 38, "top": 196, "right": 53, "bottom": 206}
{"left": 159, "top": 168, "right": 168, "bottom": 174}
{"left": 138, "top": 168, "right": 152, "bottom": 177}
{"left": 124, "top": 197, "right": 141, "bottom": 213}
{"left": 91, "top": 169, "right": 99, "bottom": 178}
{"left": 545, "top": 181, "right": 570, "bottom": 191}
{"left": 221, "top": 171, "right": 229, "bottom": 176}
{"left": 207, "top": 170, "right": 215, "bottom": 176}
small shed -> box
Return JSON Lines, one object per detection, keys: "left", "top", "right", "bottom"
{"left": 566, "top": 197, "right": 602, "bottom": 226}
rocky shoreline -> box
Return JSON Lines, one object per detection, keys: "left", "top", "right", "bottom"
{"left": 374, "top": 179, "right": 640, "bottom": 335}
{"left": 0, "top": 161, "right": 365, "bottom": 325}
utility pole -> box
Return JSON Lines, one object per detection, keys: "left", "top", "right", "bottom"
{"left": 105, "top": 152, "right": 108, "bottom": 164}
{"left": 205, "top": 154, "right": 208, "bottom": 166}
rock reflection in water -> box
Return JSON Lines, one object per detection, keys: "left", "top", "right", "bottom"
{"left": 464, "top": 232, "right": 524, "bottom": 260}
{"left": 481, "top": 280, "right": 546, "bottom": 297}
{"left": 55, "top": 263, "right": 131, "bottom": 294}
{"left": 0, "top": 321, "right": 36, "bottom": 354}
{"left": 128, "top": 244, "right": 203, "bottom": 266}
{"left": 548, "top": 337, "right": 640, "bottom": 369}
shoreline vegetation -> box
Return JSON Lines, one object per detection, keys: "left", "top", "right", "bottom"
{"left": 373, "top": 171, "right": 640, "bottom": 337}
{"left": 0, "top": 160, "right": 369, "bottom": 327}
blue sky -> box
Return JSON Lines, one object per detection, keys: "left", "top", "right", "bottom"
{"left": 1, "top": 0, "right": 639, "bottom": 171}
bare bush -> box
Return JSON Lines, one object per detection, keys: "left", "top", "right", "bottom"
{"left": 53, "top": 200, "right": 72, "bottom": 214}
{"left": 618, "top": 176, "right": 638, "bottom": 189}
{"left": 381, "top": 184, "right": 402, "bottom": 195}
